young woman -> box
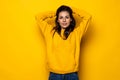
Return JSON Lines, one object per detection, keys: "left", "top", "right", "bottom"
{"left": 35, "top": 5, "right": 91, "bottom": 80}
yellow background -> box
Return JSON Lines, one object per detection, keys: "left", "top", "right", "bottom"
{"left": 0, "top": 0, "right": 120, "bottom": 80}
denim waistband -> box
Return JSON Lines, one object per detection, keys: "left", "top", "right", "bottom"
{"left": 50, "top": 72, "right": 78, "bottom": 75}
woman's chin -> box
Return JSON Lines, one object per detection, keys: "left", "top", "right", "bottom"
{"left": 61, "top": 26, "right": 69, "bottom": 29}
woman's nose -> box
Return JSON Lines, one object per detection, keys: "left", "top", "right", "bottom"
{"left": 63, "top": 18, "right": 66, "bottom": 22}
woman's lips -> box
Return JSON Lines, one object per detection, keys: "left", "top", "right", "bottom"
{"left": 62, "top": 23, "right": 67, "bottom": 25}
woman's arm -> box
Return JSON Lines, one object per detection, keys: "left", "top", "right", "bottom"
{"left": 35, "top": 11, "right": 55, "bottom": 36}
{"left": 72, "top": 7, "right": 92, "bottom": 36}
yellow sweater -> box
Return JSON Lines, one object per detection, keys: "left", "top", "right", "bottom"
{"left": 35, "top": 7, "right": 92, "bottom": 74}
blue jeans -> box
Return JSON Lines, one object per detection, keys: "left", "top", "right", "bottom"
{"left": 49, "top": 72, "right": 79, "bottom": 80}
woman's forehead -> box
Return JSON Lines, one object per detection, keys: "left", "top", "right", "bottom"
{"left": 58, "top": 11, "right": 70, "bottom": 16}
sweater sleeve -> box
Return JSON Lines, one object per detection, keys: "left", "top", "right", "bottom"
{"left": 73, "top": 7, "right": 92, "bottom": 36}
{"left": 35, "top": 11, "right": 55, "bottom": 36}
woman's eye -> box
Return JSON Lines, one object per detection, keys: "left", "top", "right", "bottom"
{"left": 66, "top": 16, "right": 69, "bottom": 19}
{"left": 59, "top": 17, "right": 63, "bottom": 19}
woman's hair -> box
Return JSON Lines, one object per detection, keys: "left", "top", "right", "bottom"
{"left": 52, "top": 5, "right": 76, "bottom": 40}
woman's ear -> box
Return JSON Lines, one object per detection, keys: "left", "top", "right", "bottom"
{"left": 57, "top": 20, "right": 59, "bottom": 23}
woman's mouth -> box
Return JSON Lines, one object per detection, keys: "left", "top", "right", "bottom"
{"left": 62, "top": 23, "right": 67, "bottom": 26}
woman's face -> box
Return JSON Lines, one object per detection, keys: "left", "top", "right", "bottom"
{"left": 57, "top": 11, "right": 72, "bottom": 29}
